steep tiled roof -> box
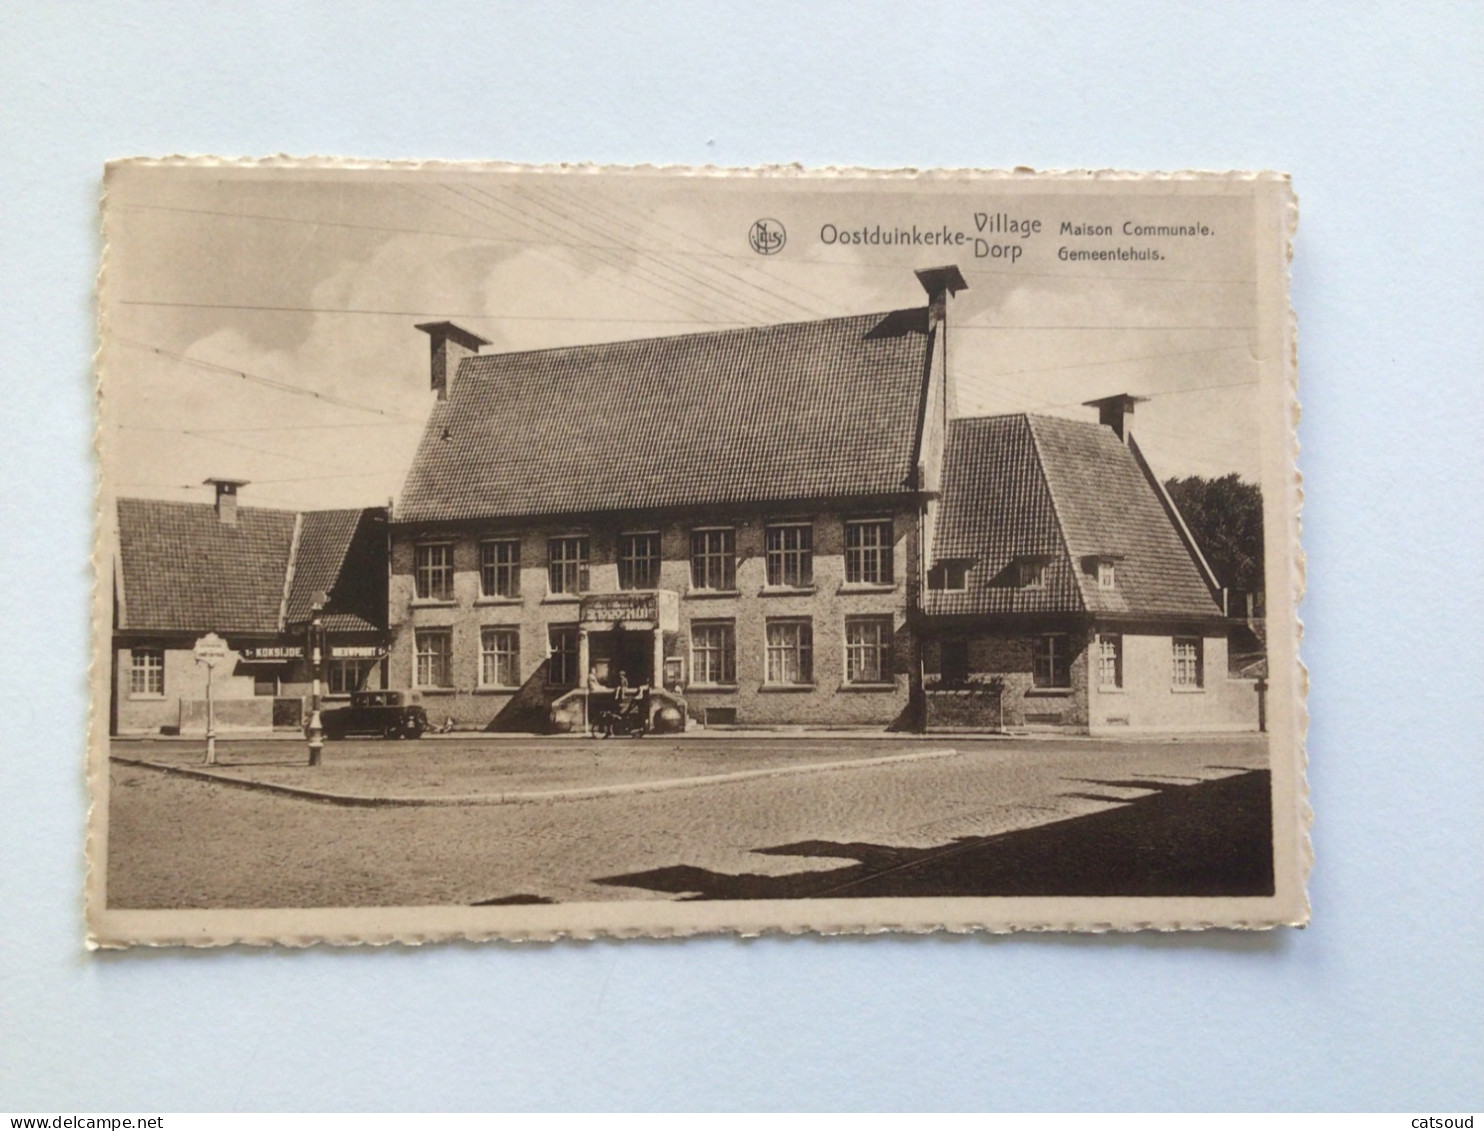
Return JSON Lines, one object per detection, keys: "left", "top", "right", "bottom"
{"left": 1029, "top": 416, "right": 1219, "bottom": 619}
{"left": 117, "top": 500, "right": 387, "bottom": 636}
{"left": 927, "top": 415, "right": 1083, "bottom": 616}
{"left": 926, "top": 414, "right": 1221, "bottom": 620}
{"left": 116, "top": 499, "right": 296, "bottom": 634}
{"left": 396, "top": 309, "right": 933, "bottom": 523}
{"left": 285, "top": 509, "right": 363, "bottom": 624}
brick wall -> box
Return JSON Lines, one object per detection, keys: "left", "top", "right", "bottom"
{"left": 924, "top": 627, "right": 1090, "bottom": 730}
{"left": 389, "top": 503, "right": 920, "bottom": 730}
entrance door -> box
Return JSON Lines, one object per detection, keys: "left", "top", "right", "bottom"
{"left": 591, "top": 628, "right": 652, "bottom": 687}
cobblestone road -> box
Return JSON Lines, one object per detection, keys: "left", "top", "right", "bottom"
{"left": 106, "top": 735, "right": 1268, "bottom": 908}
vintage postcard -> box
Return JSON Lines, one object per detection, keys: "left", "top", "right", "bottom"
{"left": 89, "top": 162, "right": 1305, "bottom": 946}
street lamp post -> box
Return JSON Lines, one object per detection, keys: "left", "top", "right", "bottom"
{"left": 306, "top": 592, "right": 327, "bottom": 766}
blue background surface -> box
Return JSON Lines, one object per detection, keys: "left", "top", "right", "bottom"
{"left": 1, "top": 1, "right": 1480, "bottom": 1112}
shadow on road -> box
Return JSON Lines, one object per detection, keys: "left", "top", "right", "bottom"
{"left": 595, "top": 770, "right": 1275, "bottom": 900}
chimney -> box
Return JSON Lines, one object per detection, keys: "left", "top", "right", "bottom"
{"left": 204, "top": 477, "right": 249, "bottom": 526}
{"left": 915, "top": 264, "right": 969, "bottom": 328}
{"left": 1082, "top": 393, "right": 1149, "bottom": 443}
{"left": 415, "top": 321, "right": 492, "bottom": 401}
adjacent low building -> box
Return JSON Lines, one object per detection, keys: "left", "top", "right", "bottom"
{"left": 920, "top": 401, "right": 1260, "bottom": 734}
{"left": 110, "top": 479, "right": 389, "bottom": 736}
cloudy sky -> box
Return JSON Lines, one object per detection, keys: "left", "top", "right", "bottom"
{"left": 100, "top": 165, "right": 1266, "bottom": 513}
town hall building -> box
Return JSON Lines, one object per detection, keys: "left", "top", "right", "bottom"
{"left": 385, "top": 266, "right": 1261, "bottom": 734}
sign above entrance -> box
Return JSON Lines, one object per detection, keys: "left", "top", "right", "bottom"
{"left": 579, "top": 591, "right": 679, "bottom": 632}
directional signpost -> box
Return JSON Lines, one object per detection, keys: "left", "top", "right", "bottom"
{"left": 192, "top": 632, "right": 229, "bottom": 765}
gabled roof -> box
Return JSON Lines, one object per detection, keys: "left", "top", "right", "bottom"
{"left": 285, "top": 509, "right": 364, "bottom": 625}
{"left": 926, "top": 414, "right": 1221, "bottom": 620}
{"left": 116, "top": 499, "right": 297, "bottom": 635}
{"left": 116, "top": 499, "right": 386, "bottom": 636}
{"left": 396, "top": 309, "right": 934, "bottom": 524}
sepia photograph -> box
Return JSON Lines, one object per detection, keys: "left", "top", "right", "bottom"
{"left": 89, "top": 163, "right": 1305, "bottom": 944}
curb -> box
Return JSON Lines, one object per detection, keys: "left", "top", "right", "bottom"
{"left": 110, "top": 746, "right": 964, "bottom": 808}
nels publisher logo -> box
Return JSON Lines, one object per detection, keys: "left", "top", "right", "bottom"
{"left": 748, "top": 218, "right": 786, "bottom": 255}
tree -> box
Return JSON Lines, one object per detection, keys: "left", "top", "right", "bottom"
{"left": 1164, "top": 474, "right": 1264, "bottom": 592}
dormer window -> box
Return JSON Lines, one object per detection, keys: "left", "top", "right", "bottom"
{"left": 1081, "top": 554, "right": 1123, "bottom": 591}
{"left": 928, "top": 560, "right": 971, "bottom": 591}
{"left": 1017, "top": 558, "right": 1047, "bottom": 590}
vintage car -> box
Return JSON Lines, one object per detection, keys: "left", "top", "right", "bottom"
{"left": 318, "top": 690, "right": 428, "bottom": 740}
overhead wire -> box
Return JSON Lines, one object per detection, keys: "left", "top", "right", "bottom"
{"left": 491, "top": 184, "right": 798, "bottom": 324}
{"left": 514, "top": 183, "right": 821, "bottom": 322}
{"left": 415, "top": 184, "right": 737, "bottom": 325}
{"left": 118, "top": 298, "right": 754, "bottom": 325}
{"left": 448, "top": 182, "right": 792, "bottom": 326}
{"left": 114, "top": 338, "right": 424, "bottom": 423}
{"left": 542, "top": 180, "right": 840, "bottom": 314}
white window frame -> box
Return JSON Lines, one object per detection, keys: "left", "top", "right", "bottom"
{"left": 1172, "top": 636, "right": 1205, "bottom": 689}
{"left": 414, "top": 542, "right": 454, "bottom": 601}
{"left": 547, "top": 625, "right": 579, "bottom": 687}
{"left": 479, "top": 539, "right": 521, "bottom": 599}
{"left": 129, "top": 647, "right": 164, "bottom": 697}
{"left": 1032, "top": 633, "right": 1070, "bottom": 689}
{"left": 480, "top": 627, "right": 521, "bottom": 688}
{"left": 1097, "top": 560, "right": 1117, "bottom": 590}
{"left": 928, "top": 561, "right": 970, "bottom": 591}
{"left": 765, "top": 618, "right": 814, "bottom": 686}
{"left": 1097, "top": 633, "right": 1123, "bottom": 690}
{"left": 844, "top": 617, "right": 894, "bottom": 684}
{"left": 414, "top": 628, "right": 453, "bottom": 688}
{"left": 690, "top": 527, "right": 736, "bottom": 591}
{"left": 845, "top": 519, "right": 893, "bottom": 585}
{"left": 618, "top": 531, "right": 661, "bottom": 591}
{"left": 326, "top": 657, "right": 372, "bottom": 696}
{"left": 765, "top": 523, "right": 813, "bottom": 588}
{"left": 689, "top": 620, "right": 736, "bottom": 686}
{"left": 547, "top": 536, "right": 590, "bottom": 595}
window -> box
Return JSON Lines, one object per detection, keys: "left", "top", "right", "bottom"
{"left": 1033, "top": 634, "right": 1070, "bottom": 689}
{"left": 1018, "top": 558, "right": 1047, "bottom": 590}
{"left": 845, "top": 617, "right": 894, "bottom": 684}
{"left": 547, "top": 536, "right": 590, "bottom": 595}
{"left": 480, "top": 627, "right": 520, "bottom": 688}
{"left": 1097, "top": 560, "right": 1117, "bottom": 590}
{"left": 845, "top": 519, "right": 893, "bottom": 584}
{"left": 1172, "top": 637, "right": 1204, "bottom": 688}
{"left": 765, "top": 523, "right": 813, "bottom": 587}
{"left": 690, "top": 621, "right": 736, "bottom": 685}
{"left": 690, "top": 528, "right": 736, "bottom": 590}
{"left": 1097, "top": 633, "right": 1123, "bottom": 689}
{"left": 326, "top": 657, "right": 371, "bottom": 695}
{"left": 129, "top": 648, "right": 163, "bottom": 696}
{"left": 928, "top": 561, "right": 969, "bottom": 590}
{"left": 547, "top": 626, "right": 579, "bottom": 686}
{"left": 618, "top": 532, "right": 660, "bottom": 590}
{"left": 765, "top": 619, "right": 813, "bottom": 685}
{"left": 480, "top": 539, "right": 520, "bottom": 598}
{"left": 940, "top": 638, "right": 970, "bottom": 686}
{"left": 414, "top": 543, "right": 454, "bottom": 601}
{"left": 414, "top": 629, "right": 452, "bottom": 688}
